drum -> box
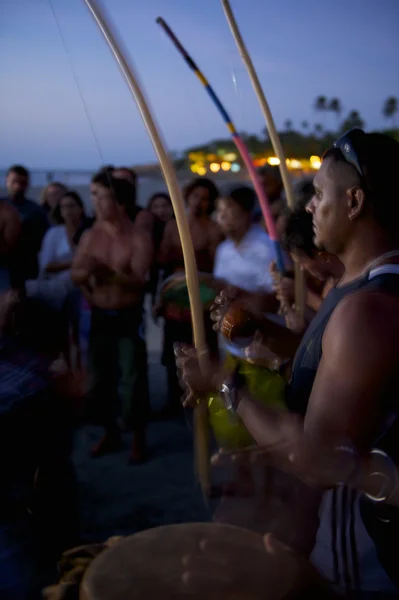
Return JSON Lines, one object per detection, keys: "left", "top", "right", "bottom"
{"left": 80, "top": 523, "right": 331, "bottom": 600}
{"left": 159, "top": 272, "right": 218, "bottom": 322}
{"left": 208, "top": 354, "right": 286, "bottom": 450}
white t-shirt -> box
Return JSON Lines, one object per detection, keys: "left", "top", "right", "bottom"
{"left": 214, "top": 224, "right": 275, "bottom": 293}
{"left": 213, "top": 224, "right": 275, "bottom": 357}
{"left": 39, "top": 225, "right": 73, "bottom": 280}
{"left": 25, "top": 225, "right": 75, "bottom": 310}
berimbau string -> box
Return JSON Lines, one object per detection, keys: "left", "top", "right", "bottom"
{"left": 156, "top": 17, "right": 286, "bottom": 274}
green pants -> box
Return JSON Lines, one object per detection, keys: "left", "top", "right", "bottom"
{"left": 88, "top": 306, "right": 150, "bottom": 430}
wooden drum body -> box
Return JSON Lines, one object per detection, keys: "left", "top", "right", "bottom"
{"left": 80, "top": 523, "right": 332, "bottom": 600}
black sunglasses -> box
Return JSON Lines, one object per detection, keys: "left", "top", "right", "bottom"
{"left": 333, "top": 128, "right": 367, "bottom": 181}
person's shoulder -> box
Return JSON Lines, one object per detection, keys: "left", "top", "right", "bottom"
{"left": 327, "top": 288, "right": 399, "bottom": 351}
{"left": 246, "top": 225, "right": 274, "bottom": 252}
{"left": 44, "top": 224, "right": 65, "bottom": 239}
{"left": 134, "top": 208, "right": 154, "bottom": 233}
{"left": 164, "top": 219, "right": 178, "bottom": 235}
{"left": 216, "top": 237, "right": 232, "bottom": 255}
{"left": 0, "top": 199, "right": 18, "bottom": 216}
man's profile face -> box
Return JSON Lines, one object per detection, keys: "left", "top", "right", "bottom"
{"left": 306, "top": 158, "right": 349, "bottom": 255}
{"left": 6, "top": 171, "right": 29, "bottom": 199}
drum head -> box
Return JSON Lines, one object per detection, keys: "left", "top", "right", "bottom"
{"left": 160, "top": 273, "right": 217, "bottom": 309}
{"left": 80, "top": 523, "right": 322, "bottom": 600}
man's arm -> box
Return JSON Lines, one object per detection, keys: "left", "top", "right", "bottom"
{"left": 70, "top": 230, "right": 93, "bottom": 285}
{"left": 134, "top": 209, "right": 154, "bottom": 235}
{"left": 0, "top": 203, "right": 21, "bottom": 256}
{"left": 131, "top": 230, "right": 154, "bottom": 284}
{"left": 304, "top": 290, "right": 399, "bottom": 449}
{"left": 239, "top": 290, "right": 399, "bottom": 453}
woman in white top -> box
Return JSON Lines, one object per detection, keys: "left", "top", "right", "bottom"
{"left": 214, "top": 186, "right": 279, "bottom": 358}
{"left": 26, "top": 191, "right": 87, "bottom": 310}
{"left": 39, "top": 191, "right": 86, "bottom": 278}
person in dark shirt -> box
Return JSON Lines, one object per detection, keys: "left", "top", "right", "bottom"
{"left": 1, "top": 165, "right": 49, "bottom": 287}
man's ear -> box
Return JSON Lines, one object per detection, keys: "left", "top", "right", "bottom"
{"left": 347, "top": 186, "right": 366, "bottom": 221}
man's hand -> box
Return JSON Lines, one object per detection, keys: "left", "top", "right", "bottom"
{"left": 174, "top": 344, "right": 225, "bottom": 407}
{"left": 273, "top": 277, "right": 295, "bottom": 306}
{"left": 209, "top": 288, "right": 239, "bottom": 332}
{"left": 210, "top": 288, "right": 266, "bottom": 334}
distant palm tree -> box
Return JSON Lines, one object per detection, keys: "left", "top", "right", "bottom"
{"left": 340, "top": 110, "right": 365, "bottom": 132}
{"left": 301, "top": 120, "right": 309, "bottom": 132}
{"left": 314, "top": 96, "right": 327, "bottom": 112}
{"left": 284, "top": 119, "right": 293, "bottom": 132}
{"left": 314, "top": 123, "right": 324, "bottom": 137}
{"left": 329, "top": 98, "right": 342, "bottom": 129}
{"left": 383, "top": 97, "right": 398, "bottom": 127}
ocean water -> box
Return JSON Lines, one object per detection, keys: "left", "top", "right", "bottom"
{"left": 0, "top": 170, "right": 248, "bottom": 213}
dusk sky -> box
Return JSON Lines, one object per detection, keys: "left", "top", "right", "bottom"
{"left": 1, "top": 0, "right": 398, "bottom": 170}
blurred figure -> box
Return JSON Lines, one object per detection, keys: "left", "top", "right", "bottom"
{"left": 71, "top": 172, "right": 153, "bottom": 462}
{"left": 159, "top": 177, "right": 222, "bottom": 274}
{"left": 256, "top": 165, "right": 287, "bottom": 237}
{"left": 39, "top": 182, "right": 67, "bottom": 225}
{"left": 0, "top": 200, "right": 21, "bottom": 292}
{"left": 0, "top": 295, "right": 79, "bottom": 599}
{"left": 25, "top": 191, "right": 88, "bottom": 364}
{"left": 157, "top": 177, "right": 223, "bottom": 416}
{"left": 276, "top": 206, "right": 343, "bottom": 316}
{"left": 214, "top": 186, "right": 275, "bottom": 299}
{"left": 1, "top": 165, "right": 49, "bottom": 288}
{"left": 148, "top": 192, "right": 173, "bottom": 227}
{"left": 113, "top": 166, "right": 154, "bottom": 234}
{"left": 147, "top": 192, "right": 173, "bottom": 306}
{"left": 39, "top": 191, "right": 87, "bottom": 281}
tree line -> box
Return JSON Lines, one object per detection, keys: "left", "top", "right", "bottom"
{"left": 179, "top": 96, "right": 398, "bottom": 165}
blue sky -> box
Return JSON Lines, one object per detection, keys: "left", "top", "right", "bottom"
{"left": 0, "top": 0, "right": 398, "bottom": 169}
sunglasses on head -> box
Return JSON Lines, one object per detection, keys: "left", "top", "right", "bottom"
{"left": 333, "top": 128, "right": 367, "bottom": 181}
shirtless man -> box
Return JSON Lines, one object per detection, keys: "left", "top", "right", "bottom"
{"left": 157, "top": 177, "right": 223, "bottom": 416}
{"left": 0, "top": 200, "right": 21, "bottom": 292}
{"left": 178, "top": 130, "right": 399, "bottom": 596}
{"left": 71, "top": 173, "right": 153, "bottom": 462}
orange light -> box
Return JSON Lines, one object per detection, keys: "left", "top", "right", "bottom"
{"left": 197, "top": 166, "right": 207, "bottom": 176}
{"left": 221, "top": 161, "right": 231, "bottom": 171}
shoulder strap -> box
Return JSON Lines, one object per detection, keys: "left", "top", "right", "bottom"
{"left": 369, "top": 264, "right": 399, "bottom": 279}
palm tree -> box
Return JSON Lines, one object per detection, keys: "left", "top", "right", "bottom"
{"left": 383, "top": 97, "right": 398, "bottom": 127}
{"left": 329, "top": 98, "right": 342, "bottom": 130}
{"left": 314, "top": 123, "right": 324, "bottom": 137}
{"left": 340, "top": 110, "right": 365, "bottom": 132}
{"left": 284, "top": 119, "right": 293, "bottom": 132}
{"left": 301, "top": 120, "right": 309, "bottom": 132}
{"left": 314, "top": 96, "right": 327, "bottom": 112}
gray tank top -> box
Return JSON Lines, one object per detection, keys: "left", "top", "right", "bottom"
{"left": 287, "top": 266, "right": 399, "bottom": 595}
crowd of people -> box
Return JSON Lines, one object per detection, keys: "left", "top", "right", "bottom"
{"left": 1, "top": 128, "right": 399, "bottom": 598}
